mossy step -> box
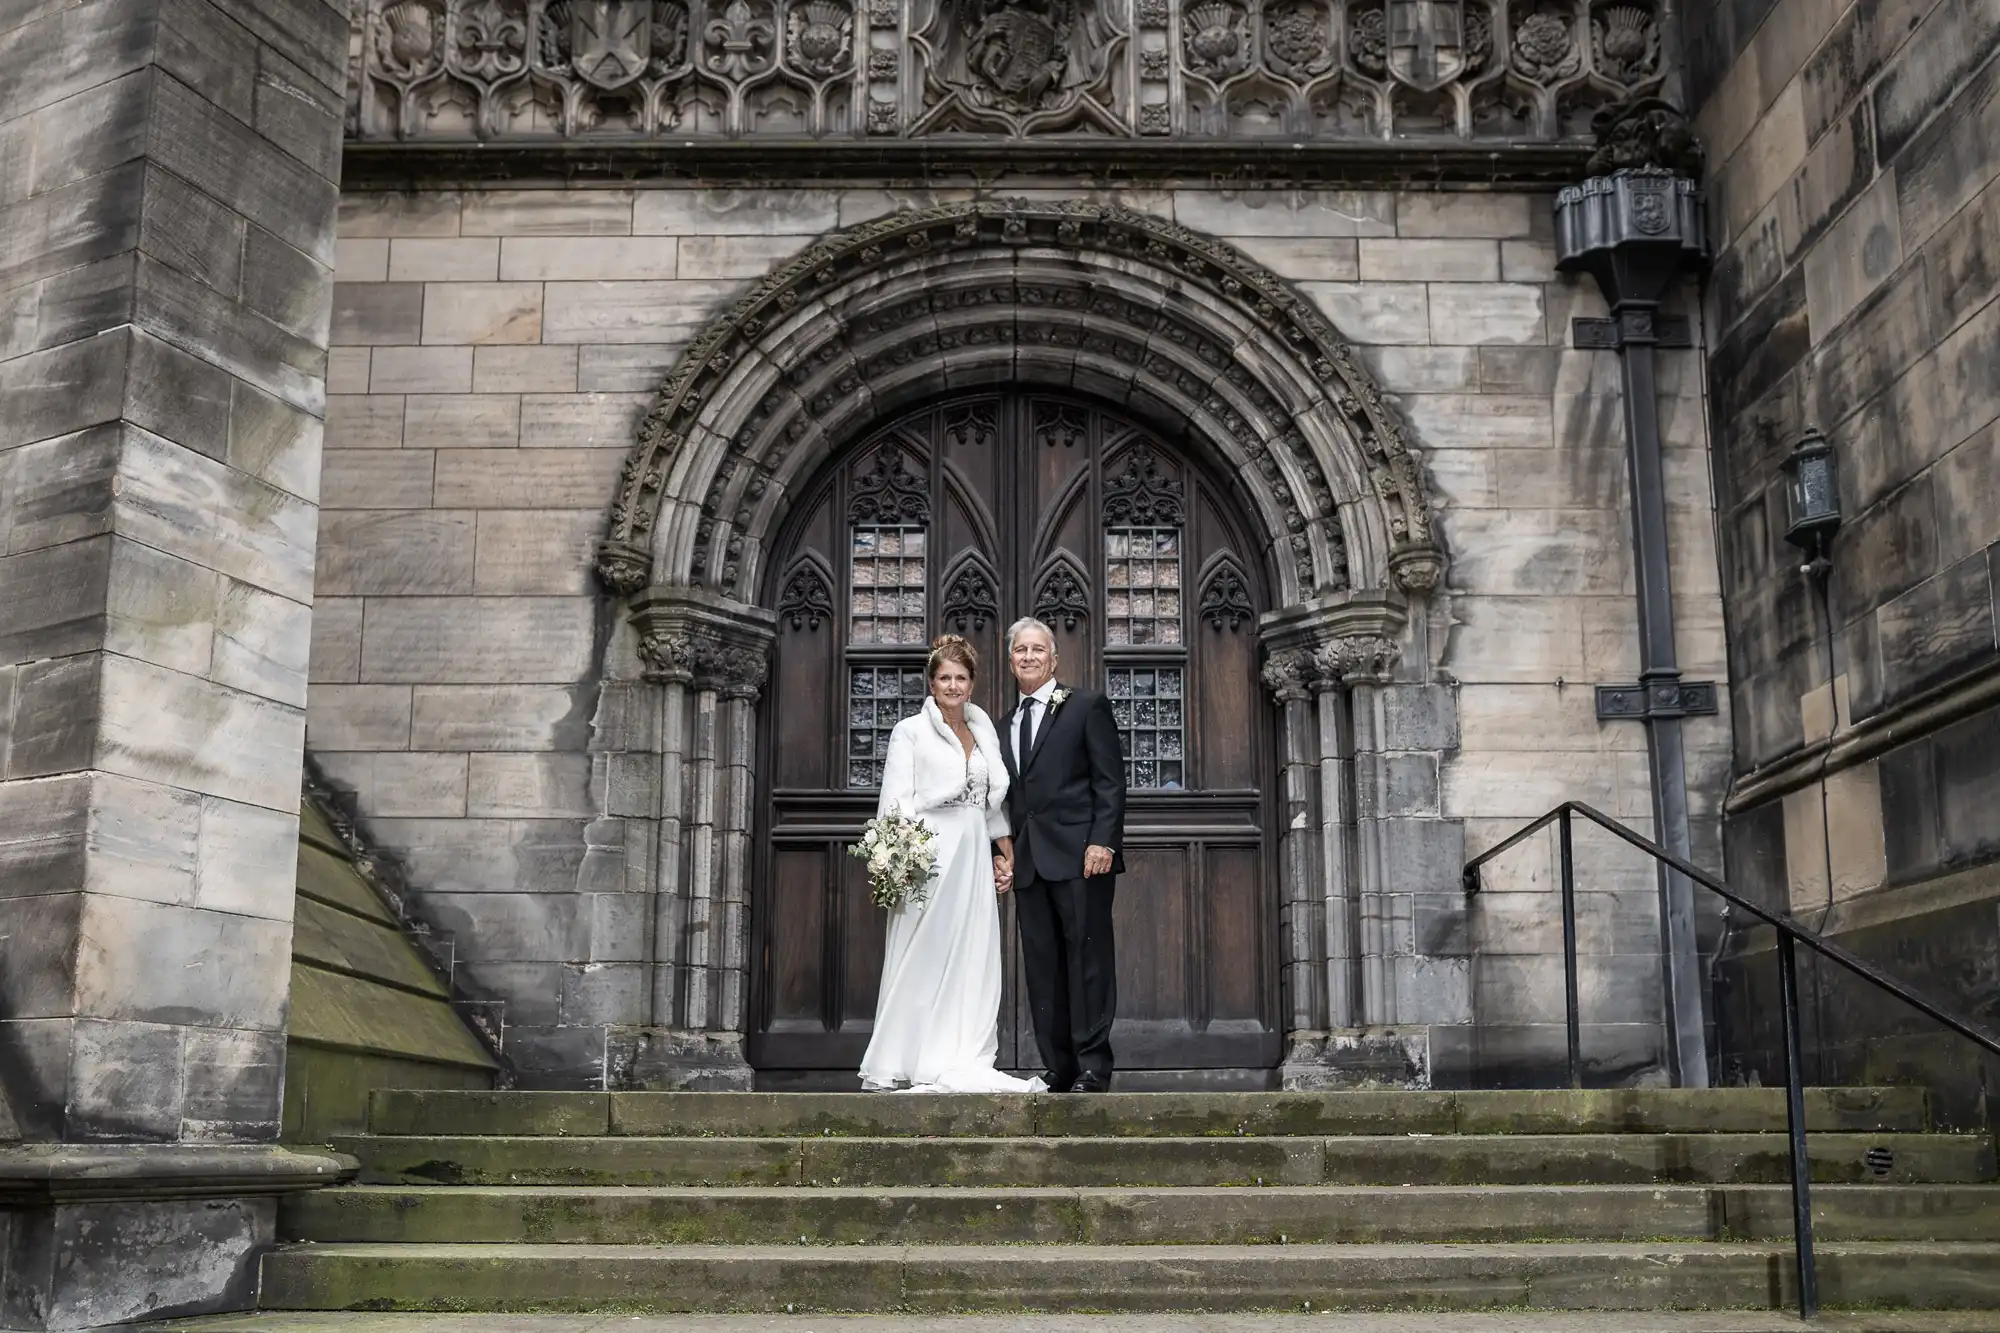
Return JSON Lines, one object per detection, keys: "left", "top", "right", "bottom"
{"left": 363, "top": 1087, "right": 1932, "bottom": 1139}
{"left": 258, "top": 1240, "right": 2000, "bottom": 1313}
{"left": 330, "top": 1132, "right": 1997, "bottom": 1189}
{"left": 282, "top": 1182, "right": 2000, "bottom": 1247}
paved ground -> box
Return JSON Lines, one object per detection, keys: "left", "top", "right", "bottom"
{"left": 149, "top": 1313, "right": 2000, "bottom": 1332}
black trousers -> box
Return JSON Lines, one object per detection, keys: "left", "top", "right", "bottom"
{"left": 1014, "top": 871, "right": 1117, "bottom": 1081}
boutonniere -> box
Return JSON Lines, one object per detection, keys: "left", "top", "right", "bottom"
{"left": 1046, "top": 685, "right": 1072, "bottom": 715}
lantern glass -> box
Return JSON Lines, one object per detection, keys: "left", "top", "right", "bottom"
{"left": 1782, "top": 428, "right": 1841, "bottom": 550}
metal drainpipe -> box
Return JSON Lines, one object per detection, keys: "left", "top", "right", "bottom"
{"left": 1554, "top": 165, "right": 1713, "bottom": 1088}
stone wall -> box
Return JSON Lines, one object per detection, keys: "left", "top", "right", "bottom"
{"left": 315, "top": 183, "right": 1727, "bottom": 1088}
{"left": 1686, "top": 0, "right": 2000, "bottom": 1112}
{"left": 0, "top": 0, "right": 353, "bottom": 1322}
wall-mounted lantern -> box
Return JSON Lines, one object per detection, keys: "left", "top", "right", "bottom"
{"left": 1781, "top": 426, "right": 1842, "bottom": 559}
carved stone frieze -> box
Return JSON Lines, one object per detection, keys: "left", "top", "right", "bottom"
{"left": 594, "top": 200, "right": 1438, "bottom": 605}
{"left": 350, "top": 0, "right": 1664, "bottom": 142}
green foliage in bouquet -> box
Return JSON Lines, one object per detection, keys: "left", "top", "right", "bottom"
{"left": 850, "top": 810, "right": 939, "bottom": 910}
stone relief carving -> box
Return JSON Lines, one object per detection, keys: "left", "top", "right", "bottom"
{"left": 351, "top": 0, "right": 1663, "bottom": 140}
{"left": 597, "top": 200, "right": 1441, "bottom": 605}
{"left": 911, "top": 0, "right": 1124, "bottom": 133}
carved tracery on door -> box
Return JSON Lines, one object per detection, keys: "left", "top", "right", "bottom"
{"left": 754, "top": 392, "right": 1279, "bottom": 1081}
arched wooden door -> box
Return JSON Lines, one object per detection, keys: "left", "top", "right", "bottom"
{"left": 751, "top": 391, "right": 1279, "bottom": 1085}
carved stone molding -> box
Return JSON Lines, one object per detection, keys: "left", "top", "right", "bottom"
{"left": 630, "top": 586, "right": 777, "bottom": 697}
{"left": 1313, "top": 633, "right": 1400, "bottom": 685}
{"left": 350, "top": 0, "right": 1663, "bottom": 147}
{"left": 1256, "top": 589, "right": 1408, "bottom": 701}
{"left": 594, "top": 199, "right": 1440, "bottom": 609}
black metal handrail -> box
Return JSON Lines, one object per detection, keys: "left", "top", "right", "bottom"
{"left": 1463, "top": 800, "right": 2000, "bottom": 1320}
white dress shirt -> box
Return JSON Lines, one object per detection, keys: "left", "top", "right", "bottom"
{"left": 1012, "top": 679, "right": 1060, "bottom": 769}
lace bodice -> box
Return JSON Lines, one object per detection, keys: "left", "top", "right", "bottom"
{"left": 940, "top": 749, "right": 992, "bottom": 809}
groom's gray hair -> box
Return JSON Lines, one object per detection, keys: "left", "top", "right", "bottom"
{"left": 1005, "top": 617, "right": 1057, "bottom": 652}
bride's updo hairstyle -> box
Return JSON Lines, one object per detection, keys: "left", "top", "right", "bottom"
{"left": 927, "top": 633, "right": 978, "bottom": 680}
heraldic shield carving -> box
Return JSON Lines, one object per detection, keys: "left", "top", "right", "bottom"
{"left": 1386, "top": 0, "right": 1469, "bottom": 89}
{"left": 565, "top": 0, "right": 653, "bottom": 88}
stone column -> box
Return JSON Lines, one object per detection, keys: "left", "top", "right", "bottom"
{"left": 1260, "top": 596, "right": 1420, "bottom": 1088}
{"left": 623, "top": 587, "right": 773, "bottom": 1089}
{"left": 0, "top": 0, "right": 353, "bottom": 1323}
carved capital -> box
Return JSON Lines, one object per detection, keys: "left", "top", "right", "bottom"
{"left": 1260, "top": 648, "right": 1318, "bottom": 704}
{"left": 1313, "top": 634, "right": 1400, "bottom": 686}
{"left": 629, "top": 586, "right": 777, "bottom": 699}
{"left": 641, "top": 631, "right": 771, "bottom": 698}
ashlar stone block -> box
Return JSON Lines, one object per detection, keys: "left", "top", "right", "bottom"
{"left": 410, "top": 684, "right": 591, "bottom": 752}
{"left": 359, "top": 596, "right": 598, "bottom": 683}
{"left": 473, "top": 509, "right": 603, "bottom": 595}
{"left": 403, "top": 394, "right": 521, "bottom": 449}
{"left": 306, "top": 685, "right": 416, "bottom": 758}
{"left": 630, "top": 187, "right": 838, "bottom": 236}
{"left": 518, "top": 392, "right": 649, "bottom": 449}
{"left": 419, "top": 282, "right": 543, "bottom": 345}
{"left": 473, "top": 344, "right": 579, "bottom": 393}
{"left": 318, "top": 449, "right": 434, "bottom": 509}
{"left": 388, "top": 237, "right": 500, "bottom": 282}
{"left": 500, "top": 236, "right": 679, "bottom": 281}
{"left": 1428, "top": 283, "right": 1546, "bottom": 345}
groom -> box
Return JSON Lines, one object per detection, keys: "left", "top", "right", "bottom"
{"left": 995, "top": 617, "right": 1127, "bottom": 1093}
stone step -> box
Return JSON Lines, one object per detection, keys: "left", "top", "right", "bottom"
{"left": 332, "top": 1132, "right": 1997, "bottom": 1188}
{"left": 258, "top": 1240, "right": 2000, "bottom": 1313}
{"left": 282, "top": 1183, "right": 2000, "bottom": 1246}
{"left": 134, "top": 1310, "right": 2000, "bottom": 1332}
{"left": 362, "top": 1088, "right": 1933, "bottom": 1139}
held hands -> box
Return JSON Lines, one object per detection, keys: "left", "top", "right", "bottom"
{"left": 1084, "top": 844, "right": 1115, "bottom": 877}
{"left": 993, "top": 855, "right": 1014, "bottom": 895}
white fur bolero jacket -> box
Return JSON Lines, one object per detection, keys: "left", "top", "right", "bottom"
{"left": 876, "top": 697, "right": 1012, "bottom": 842}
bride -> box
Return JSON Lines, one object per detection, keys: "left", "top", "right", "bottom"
{"left": 859, "top": 634, "right": 1045, "bottom": 1094}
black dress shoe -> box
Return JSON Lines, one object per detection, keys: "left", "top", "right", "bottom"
{"left": 1072, "top": 1071, "right": 1110, "bottom": 1093}
{"left": 1038, "top": 1070, "right": 1076, "bottom": 1093}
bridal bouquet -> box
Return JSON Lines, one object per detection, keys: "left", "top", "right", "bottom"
{"left": 850, "top": 810, "right": 939, "bottom": 911}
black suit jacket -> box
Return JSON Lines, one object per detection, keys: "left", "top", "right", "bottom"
{"left": 998, "top": 685, "right": 1128, "bottom": 884}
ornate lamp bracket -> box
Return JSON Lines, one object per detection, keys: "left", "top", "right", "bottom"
{"left": 630, "top": 585, "right": 776, "bottom": 700}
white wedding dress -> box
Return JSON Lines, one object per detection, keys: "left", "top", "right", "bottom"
{"left": 858, "top": 697, "right": 1045, "bottom": 1094}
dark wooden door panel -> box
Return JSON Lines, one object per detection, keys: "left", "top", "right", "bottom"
{"left": 753, "top": 392, "right": 1279, "bottom": 1078}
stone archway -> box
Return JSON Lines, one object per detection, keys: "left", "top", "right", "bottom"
{"left": 588, "top": 200, "right": 1456, "bottom": 1089}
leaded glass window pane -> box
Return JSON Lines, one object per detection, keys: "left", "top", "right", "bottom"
{"left": 1107, "top": 666, "right": 1185, "bottom": 790}
{"left": 1104, "top": 527, "right": 1182, "bottom": 646}
{"left": 850, "top": 526, "right": 927, "bottom": 644}
{"left": 848, "top": 666, "right": 926, "bottom": 788}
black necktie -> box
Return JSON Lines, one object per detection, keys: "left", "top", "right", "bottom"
{"left": 1017, "top": 698, "right": 1035, "bottom": 768}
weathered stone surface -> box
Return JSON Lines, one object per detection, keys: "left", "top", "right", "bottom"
{"left": 359, "top": 598, "right": 598, "bottom": 684}
{"left": 388, "top": 238, "right": 500, "bottom": 282}
{"left": 315, "top": 511, "right": 476, "bottom": 596}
